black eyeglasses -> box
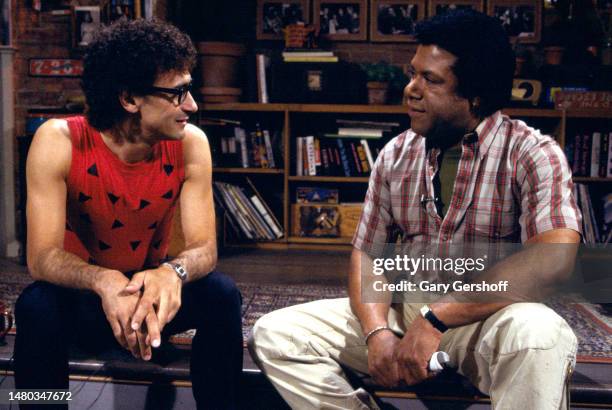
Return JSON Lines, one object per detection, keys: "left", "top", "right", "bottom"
{"left": 147, "top": 82, "right": 193, "bottom": 105}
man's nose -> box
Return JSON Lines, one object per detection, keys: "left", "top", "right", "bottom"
{"left": 181, "top": 91, "right": 198, "bottom": 113}
{"left": 404, "top": 77, "right": 422, "bottom": 102}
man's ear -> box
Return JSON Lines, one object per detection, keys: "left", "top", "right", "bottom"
{"left": 119, "top": 91, "right": 141, "bottom": 114}
{"left": 469, "top": 97, "right": 482, "bottom": 115}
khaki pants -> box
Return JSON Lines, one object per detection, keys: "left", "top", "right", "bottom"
{"left": 249, "top": 298, "right": 577, "bottom": 410}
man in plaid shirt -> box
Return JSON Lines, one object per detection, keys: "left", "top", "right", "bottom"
{"left": 250, "top": 10, "right": 582, "bottom": 409}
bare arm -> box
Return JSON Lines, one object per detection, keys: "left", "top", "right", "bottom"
{"left": 127, "top": 124, "right": 217, "bottom": 347}
{"left": 171, "top": 124, "right": 217, "bottom": 281}
{"left": 26, "top": 119, "right": 143, "bottom": 357}
{"left": 26, "top": 119, "right": 124, "bottom": 292}
{"left": 430, "top": 228, "right": 580, "bottom": 327}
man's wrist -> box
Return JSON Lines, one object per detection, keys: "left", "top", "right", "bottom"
{"left": 420, "top": 305, "right": 448, "bottom": 333}
{"left": 162, "top": 261, "right": 188, "bottom": 283}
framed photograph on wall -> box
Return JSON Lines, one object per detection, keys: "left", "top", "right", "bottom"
{"left": 429, "top": 0, "right": 484, "bottom": 16}
{"left": 487, "top": 0, "right": 541, "bottom": 43}
{"left": 256, "top": 0, "right": 310, "bottom": 40}
{"left": 313, "top": 0, "right": 367, "bottom": 41}
{"left": 0, "top": 0, "right": 11, "bottom": 46}
{"left": 72, "top": 6, "right": 102, "bottom": 48}
{"left": 370, "top": 0, "right": 426, "bottom": 42}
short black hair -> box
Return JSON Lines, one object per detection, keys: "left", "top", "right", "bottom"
{"left": 82, "top": 19, "right": 197, "bottom": 131}
{"left": 414, "top": 9, "right": 515, "bottom": 117}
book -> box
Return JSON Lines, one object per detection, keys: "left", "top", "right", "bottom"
{"left": 283, "top": 56, "right": 338, "bottom": 63}
{"left": 361, "top": 139, "right": 374, "bottom": 169}
{"left": 282, "top": 51, "right": 335, "bottom": 58}
{"left": 305, "top": 136, "right": 316, "bottom": 176}
{"left": 336, "top": 119, "right": 400, "bottom": 129}
{"left": 599, "top": 132, "right": 609, "bottom": 178}
{"left": 256, "top": 54, "right": 269, "bottom": 104}
{"left": 336, "top": 139, "right": 352, "bottom": 177}
{"left": 338, "top": 128, "right": 383, "bottom": 138}
{"left": 591, "top": 132, "right": 601, "bottom": 177}
{"left": 608, "top": 132, "right": 612, "bottom": 177}
{"left": 296, "top": 137, "right": 303, "bottom": 176}
{"left": 246, "top": 177, "right": 284, "bottom": 239}
{"left": 296, "top": 187, "right": 339, "bottom": 204}
{"left": 263, "top": 130, "right": 276, "bottom": 169}
{"left": 234, "top": 127, "right": 249, "bottom": 168}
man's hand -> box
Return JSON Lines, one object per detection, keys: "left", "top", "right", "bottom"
{"left": 94, "top": 270, "right": 147, "bottom": 359}
{"left": 393, "top": 316, "right": 443, "bottom": 385}
{"left": 124, "top": 265, "right": 182, "bottom": 351}
{"left": 367, "top": 330, "right": 401, "bottom": 388}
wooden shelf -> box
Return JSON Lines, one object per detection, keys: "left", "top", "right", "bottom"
{"left": 501, "top": 108, "right": 561, "bottom": 118}
{"left": 201, "top": 103, "right": 287, "bottom": 112}
{"left": 573, "top": 177, "right": 612, "bottom": 183}
{"left": 565, "top": 109, "right": 612, "bottom": 118}
{"left": 213, "top": 167, "right": 284, "bottom": 174}
{"left": 289, "top": 176, "right": 370, "bottom": 183}
{"left": 288, "top": 236, "right": 353, "bottom": 245}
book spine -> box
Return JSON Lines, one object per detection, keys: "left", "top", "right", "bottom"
{"left": 256, "top": 54, "right": 268, "bottom": 104}
{"left": 250, "top": 195, "right": 283, "bottom": 239}
{"left": 361, "top": 139, "right": 374, "bottom": 170}
{"left": 599, "top": 132, "right": 609, "bottom": 178}
{"left": 336, "top": 139, "right": 352, "bottom": 177}
{"left": 263, "top": 130, "right": 276, "bottom": 169}
{"left": 234, "top": 127, "right": 249, "bottom": 168}
{"left": 580, "top": 134, "right": 591, "bottom": 177}
{"left": 306, "top": 136, "right": 316, "bottom": 176}
{"left": 356, "top": 144, "right": 369, "bottom": 174}
{"left": 296, "top": 137, "right": 303, "bottom": 176}
{"left": 590, "top": 132, "right": 601, "bottom": 177}
{"left": 350, "top": 142, "right": 362, "bottom": 174}
{"left": 338, "top": 127, "right": 383, "bottom": 137}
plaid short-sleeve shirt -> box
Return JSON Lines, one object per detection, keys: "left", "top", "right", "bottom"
{"left": 353, "top": 111, "right": 582, "bottom": 258}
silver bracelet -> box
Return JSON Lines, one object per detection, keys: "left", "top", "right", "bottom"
{"left": 364, "top": 325, "right": 393, "bottom": 345}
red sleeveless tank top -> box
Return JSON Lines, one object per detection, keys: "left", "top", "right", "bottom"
{"left": 64, "top": 116, "right": 184, "bottom": 273}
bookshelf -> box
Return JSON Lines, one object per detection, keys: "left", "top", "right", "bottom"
{"left": 199, "top": 103, "right": 612, "bottom": 249}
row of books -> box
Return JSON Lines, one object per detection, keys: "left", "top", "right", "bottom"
{"left": 296, "top": 135, "right": 382, "bottom": 177}
{"left": 213, "top": 178, "right": 284, "bottom": 241}
{"left": 210, "top": 122, "right": 280, "bottom": 169}
{"left": 566, "top": 131, "right": 612, "bottom": 178}
{"left": 575, "top": 184, "right": 611, "bottom": 244}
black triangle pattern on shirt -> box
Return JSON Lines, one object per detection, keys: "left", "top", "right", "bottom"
{"left": 130, "top": 241, "right": 141, "bottom": 251}
{"left": 65, "top": 223, "right": 73, "bottom": 232}
{"left": 152, "top": 239, "right": 162, "bottom": 250}
{"left": 163, "top": 164, "right": 174, "bottom": 176}
{"left": 148, "top": 221, "right": 158, "bottom": 230}
{"left": 88, "top": 257, "right": 96, "bottom": 264}
{"left": 87, "top": 164, "right": 98, "bottom": 177}
{"left": 80, "top": 214, "right": 92, "bottom": 224}
{"left": 162, "top": 190, "right": 173, "bottom": 200}
{"left": 139, "top": 200, "right": 150, "bottom": 210}
{"left": 111, "top": 219, "right": 124, "bottom": 229}
{"left": 78, "top": 192, "right": 92, "bottom": 202}
{"left": 99, "top": 241, "right": 111, "bottom": 250}
{"left": 108, "top": 193, "right": 120, "bottom": 204}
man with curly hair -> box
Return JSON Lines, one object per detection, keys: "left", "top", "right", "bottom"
{"left": 14, "top": 19, "right": 242, "bottom": 409}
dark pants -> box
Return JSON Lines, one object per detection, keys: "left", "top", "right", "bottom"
{"left": 14, "top": 271, "right": 243, "bottom": 409}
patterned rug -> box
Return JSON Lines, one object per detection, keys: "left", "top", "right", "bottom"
{"left": 2, "top": 271, "right": 610, "bottom": 363}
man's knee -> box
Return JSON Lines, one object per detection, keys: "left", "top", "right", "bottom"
{"left": 249, "top": 308, "right": 298, "bottom": 362}
{"left": 15, "top": 281, "right": 66, "bottom": 327}
{"left": 203, "top": 271, "right": 242, "bottom": 308}
{"left": 482, "top": 303, "right": 576, "bottom": 356}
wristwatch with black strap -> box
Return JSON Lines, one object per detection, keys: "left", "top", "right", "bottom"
{"left": 420, "top": 304, "right": 448, "bottom": 333}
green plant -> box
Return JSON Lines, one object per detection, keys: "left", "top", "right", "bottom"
{"left": 360, "top": 61, "right": 408, "bottom": 89}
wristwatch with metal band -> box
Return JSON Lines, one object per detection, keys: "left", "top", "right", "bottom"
{"left": 163, "top": 261, "right": 188, "bottom": 283}
{"left": 420, "top": 305, "right": 448, "bottom": 333}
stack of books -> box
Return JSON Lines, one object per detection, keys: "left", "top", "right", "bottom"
{"left": 565, "top": 131, "right": 612, "bottom": 178}
{"left": 205, "top": 119, "right": 280, "bottom": 169}
{"left": 213, "top": 178, "right": 283, "bottom": 241}
{"left": 282, "top": 50, "right": 338, "bottom": 63}
{"left": 295, "top": 120, "right": 398, "bottom": 177}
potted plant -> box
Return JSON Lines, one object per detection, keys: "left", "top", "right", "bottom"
{"left": 360, "top": 61, "right": 408, "bottom": 105}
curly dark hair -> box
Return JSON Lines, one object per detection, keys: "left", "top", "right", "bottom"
{"left": 82, "top": 19, "right": 197, "bottom": 131}
{"left": 414, "top": 9, "right": 515, "bottom": 118}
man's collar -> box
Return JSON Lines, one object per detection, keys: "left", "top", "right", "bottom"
{"left": 462, "top": 110, "right": 503, "bottom": 159}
